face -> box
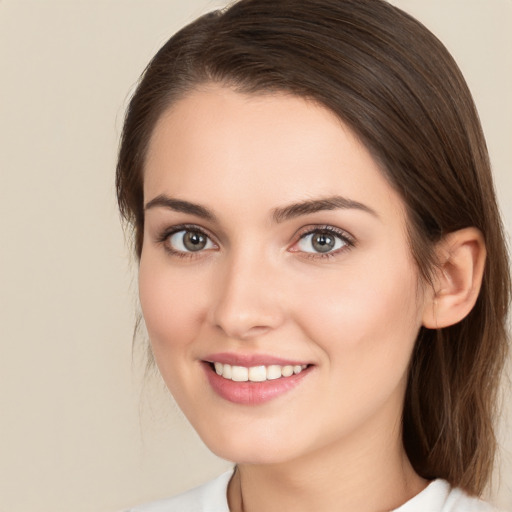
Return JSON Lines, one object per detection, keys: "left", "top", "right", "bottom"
{"left": 139, "top": 85, "right": 430, "bottom": 465}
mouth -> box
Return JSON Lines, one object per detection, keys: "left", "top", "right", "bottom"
{"left": 207, "top": 361, "right": 309, "bottom": 382}
{"left": 202, "top": 358, "right": 313, "bottom": 405}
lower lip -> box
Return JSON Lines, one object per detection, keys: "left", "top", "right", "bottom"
{"left": 203, "top": 363, "right": 312, "bottom": 405}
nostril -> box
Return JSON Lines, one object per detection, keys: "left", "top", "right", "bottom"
{"left": 213, "top": 322, "right": 272, "bottom": 341}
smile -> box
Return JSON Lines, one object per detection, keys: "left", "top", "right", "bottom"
{"left": 202, "top": 357, "right": 313, "bottom": 405}
{"left": 211, "top": 362, "right": 308, "bottom": 382}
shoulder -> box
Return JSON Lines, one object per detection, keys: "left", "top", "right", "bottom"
{"left": 124, "top": 469, "right": 234, "bottom": 512}
{"left": 443, "top": 485, "right": 502, "bottom": 512}
{"left": 394, "top": 479, "right": 501, "bottom": 512}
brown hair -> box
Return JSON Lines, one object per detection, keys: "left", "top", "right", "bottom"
{"left": 116, "top": 0, "right": 510, "bottom": 495}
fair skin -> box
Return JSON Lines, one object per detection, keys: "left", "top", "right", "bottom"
{"left": 139, "top": 85, "right": 485, "bottom": 512}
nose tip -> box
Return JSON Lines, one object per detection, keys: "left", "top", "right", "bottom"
{"left": 209, "top": 262, "right": 284, "bottom": 340}
{"left": 211, "top": 295, "right": 283, "bottom": 340}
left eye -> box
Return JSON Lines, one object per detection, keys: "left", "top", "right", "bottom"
{"left": 296, "top": 230, "right": 348, "bottom": 254}
{"left": 168, "top": 229, "right": 215, "bottom": 253}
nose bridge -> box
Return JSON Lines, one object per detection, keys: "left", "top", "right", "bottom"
{"left": 210, "top": 243, "right": 283, "bottom": 340}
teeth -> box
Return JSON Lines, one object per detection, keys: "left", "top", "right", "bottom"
{"left": 211, "top": 362, "right": 308, "bottom": 382}
{"left": 223, "top": 364, "right": 232, "bottom": 379}
{"left": 248, "top": 366, "right": 267, "bottom": 382}
{"left": 281, "top": 365, "right": 294, "bottom": 377}
{"left": 231, "top": 366, "right": 249, "bottom": 382}
{"left": 266, "top": 365, "right": 282, "bottom": 380}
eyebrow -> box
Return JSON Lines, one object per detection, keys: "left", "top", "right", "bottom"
{"left": 144, "top": 194, "right": 377, "bottom": 223}
{"left": 145, "top": 195, "right": 217, "bottom": 221}
{"left": 271, "top": 195, "right": 378, "bottom": 223}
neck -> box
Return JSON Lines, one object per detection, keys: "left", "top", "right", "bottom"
{"left": 227, "top": 417, "right": 427, "bottom": 512}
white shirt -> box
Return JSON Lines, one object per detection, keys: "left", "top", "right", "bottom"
{"left": 126, "top": 469, "right": 499, "bottom": 512}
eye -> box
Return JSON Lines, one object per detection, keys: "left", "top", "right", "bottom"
{"left": 295, "top": 228, "right": 352, "bottom": 255}
{"left": 167, "top": 229, "right": 215, "bottom": 253}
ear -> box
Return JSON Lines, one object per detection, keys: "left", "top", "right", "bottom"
{"left": 422, "top": 227, "right": 486, "bottom": 329}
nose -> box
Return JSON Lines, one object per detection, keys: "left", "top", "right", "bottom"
{"left": 209, "top": 250, "right": 285, "bottom": 340}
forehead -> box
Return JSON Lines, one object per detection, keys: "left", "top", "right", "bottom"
{"left": 144, "top": 85, "right": 405, "bottom": 224}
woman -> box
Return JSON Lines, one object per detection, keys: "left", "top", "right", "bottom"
{"left": 117, "top": 0, "right": 510, "bottom": 510}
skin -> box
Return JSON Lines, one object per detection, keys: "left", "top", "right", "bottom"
{"left": 139, "top": 85, "right": 438, "bottom": 511}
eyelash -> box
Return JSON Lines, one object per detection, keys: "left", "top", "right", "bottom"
{"left": 156, "top": 224, "right": 216, "bottom": 259}
{"left": 293, "top": 225, "right": 355, "bottom": 260}
{"left": 155, "top": 224, "right": 355, "bottom": 260}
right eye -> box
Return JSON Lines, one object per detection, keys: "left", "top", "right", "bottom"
{"left": 166, "top": 229, "right": 215, "bottom": 253}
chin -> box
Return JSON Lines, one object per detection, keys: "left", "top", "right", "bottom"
{"left": 195, "top": 422, "right": 304, "bottom": 466}
{"left": 209, "top": 441, "right": 297, "bottom": 466}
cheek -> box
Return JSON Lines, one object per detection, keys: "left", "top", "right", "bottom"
{"left": 289, "top": 254, "right": 422, "bottom": 439}
{"left": 294, "top": 249, "right": 422, "bottom": 377}
{"left": 138, "top": 258, "right": 205, "bottom": 356}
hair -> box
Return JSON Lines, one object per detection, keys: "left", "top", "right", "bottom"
{"left": 116, "top": 0, "right": 510, "bottom": 496}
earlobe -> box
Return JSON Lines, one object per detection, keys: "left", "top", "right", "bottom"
{"left": 422, "top": 227, "right": 486, "bottom": 329}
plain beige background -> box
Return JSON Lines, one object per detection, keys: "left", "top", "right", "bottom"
{"left": 0, "top": 1, "right": 511, "bottom": 511}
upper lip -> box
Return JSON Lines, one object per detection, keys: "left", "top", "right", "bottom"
{"left": 203, "top": 352, "right": 311, "bottom": 367}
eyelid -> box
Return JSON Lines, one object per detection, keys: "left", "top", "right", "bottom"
{"left": 155, "top": 223, "right": 218, "bottom": 257}
{"left": 289, "top": 225, "right": 355, "bottom": 258}
{"left": 155, "top": 223, "right": 216, "bottom": 242}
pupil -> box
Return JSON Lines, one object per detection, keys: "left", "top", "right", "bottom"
{"left": 184, "top": 231, "right": 207, "bottom": 251}
{"left": 312, "top": 233, "right": 334, "bottom": 253}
